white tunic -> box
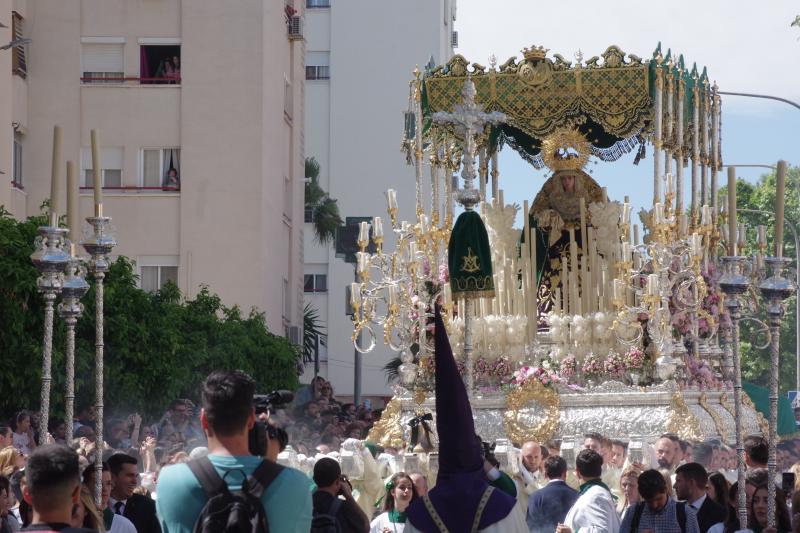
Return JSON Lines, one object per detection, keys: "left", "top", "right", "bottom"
{"left": 405, "top": 505, "right": 528, "bottom": 533}
{"left": 563, "top": 484, "right": 620, "bottom": 533}
{"left": 370, "top": 512, "right": 406, "bottom": 533}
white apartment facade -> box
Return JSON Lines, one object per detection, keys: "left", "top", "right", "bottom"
{"left": 303, "top": 0, "right": 456, "bottom": 399}
{"left": 2, "top": 0, "right": 306, "bottom": 337}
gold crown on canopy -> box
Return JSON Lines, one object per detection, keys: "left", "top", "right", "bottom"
{"left": 540, "top": 128, "right": 591, "bottom": 173}
{"left": 522, "top": 45, "right": 548, "bottom": 62}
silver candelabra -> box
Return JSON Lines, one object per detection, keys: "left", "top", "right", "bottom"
{"left": 30, "top": 222, "right": 71, "bottom": 446}
{"left": 81, "top": 214, "right": 116, "bottom": 505}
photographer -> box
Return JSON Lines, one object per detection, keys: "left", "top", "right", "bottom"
{"left": 312, "top": 458, "right": 370, "bottom": 533}
{"left": 156, "top": 370, "right": 312, "bottom": 533}
{"left": 480, "top": 437, "right": 518, "bottom": 499}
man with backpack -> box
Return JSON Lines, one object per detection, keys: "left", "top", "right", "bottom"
{"left": 311, "top": 458, "right": 370, "bottom": 533}
{"left": 156, "top": 370, "right": 313, "bottom": 533}
{"left": 619, "top": 469, "right": 700, "bottom": 533}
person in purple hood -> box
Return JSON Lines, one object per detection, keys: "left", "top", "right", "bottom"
{"left": 404, "top": 307, "right": 528, "bottom": 533}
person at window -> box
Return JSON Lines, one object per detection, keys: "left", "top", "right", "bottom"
{"left": 163, "top": 167, "right": 179, "bottom": 190}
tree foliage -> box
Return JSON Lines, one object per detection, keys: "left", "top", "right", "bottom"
{"left": 722, "top": 166, "right": 799, "bottom": 394}
{"left": 302, "top": 303, "right": 326, "bottom": 363}
{"left": 304, "top": 157, "right": 343, "bottom": 245}
{"left": 0, "top": 209, "right": 300, "bottom": 421}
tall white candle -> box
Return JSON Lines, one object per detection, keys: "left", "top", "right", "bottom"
{"left": 727, "top": 166, "right": 737, "bottom": 255}
{"left": 386, "top": 189, "right": 398, "bottom": 210}
{"left": 358, "top": 221, "right": 370, "bottom": 244}
{"left": 647, "top": 274, "right": 660, "bottom": 297}
{"left": 50, "top": 125, "right": 62, "bottom": 225}
{"left": 350, "top": 283, "right": 361, "bottom": 307}
{"left": 372, "top": 216, "right": 383, "bottom": 239}
{"left": 90, "top": 129, "right": 102, "bottom": 217}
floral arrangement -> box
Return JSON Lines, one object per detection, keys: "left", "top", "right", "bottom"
{"left": 603, "top": 351, "right": 626, "bottom": 378}
{"left": 624, "top": 347, "right": 646, "bottom": 369}
{"left": 686, "top": 356, "right": 721, "bottom": 390}
{"left": 581, "top": 353, "right": 604, "bottom": 379}
{"left": 490, "top": 357, "right": 512, "bottom": 378}
{"left": 559, "top": 355, "right": 577, "bottom": 379}
{"left": 505, "top": 365, "right": 563, "bottom": 388}
{"left": 474, "top": 357, "right": 490, "bottom": 379}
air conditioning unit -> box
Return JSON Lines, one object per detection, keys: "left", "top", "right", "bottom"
{"left": 288, "top": 325, "right": 302, "bottom": 345}
{"left": 451, "top": 30, "right": 458, "bottom": 48}
{"left": 288, "top": 16, "right": 303, "bottom": 40}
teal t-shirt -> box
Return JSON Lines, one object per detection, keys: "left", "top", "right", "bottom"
{"left": 156, "top": 454, "right": 313, "bottom": 533}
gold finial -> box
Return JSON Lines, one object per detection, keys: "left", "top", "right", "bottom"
{"left": 413, "top": 65, "right": 421, "bottom": 80}
{"left": 522, "top": 45, "right": 548, "bottom": 62}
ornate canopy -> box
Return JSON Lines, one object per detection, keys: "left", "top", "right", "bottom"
{"left": 414, "top": 44, "right": 717, "bottom": 169}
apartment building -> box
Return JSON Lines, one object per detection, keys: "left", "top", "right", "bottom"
{"left": 2, "top": 0, "right": 306, "bottom": 337}
{"left": 303, "top": 0, "right": 456, "bottom": 398}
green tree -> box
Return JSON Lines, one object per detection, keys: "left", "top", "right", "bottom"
{"left": 721, "top": 166, "right": 799, "bottom": 394}
{"left": 302, "top": 302, "right": 326, "bottom": 363}
{"left": 305, "top": 157, "right": 343, "bottom": 245}
{"left": 0, "top": 209, "right": 300, "bottom": 421}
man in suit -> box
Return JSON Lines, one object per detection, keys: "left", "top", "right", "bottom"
{"left": 527, "top": 455, "right": 579, "bottom": 533}
{"left": 674, "top": 462, "right": 726, "bottom": 533}
{"left": 108, "top": 452, "right": 162, "bottom": 533}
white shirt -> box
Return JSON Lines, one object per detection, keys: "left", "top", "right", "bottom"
{"left": 564, "top": 484, "right": 621, "bottom": 533}
{"left": 108, "top": 495, "right": 127, "bottom": 515}
{"left": 109, "top": 513, "right": 138, "bottom": 533}
{"left": 689, "top": 493, "right": 707, "bottom": 511}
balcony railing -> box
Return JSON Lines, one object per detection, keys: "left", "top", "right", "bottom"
{"left": 80, "top": 76, "right": 182, "bottom": 84}
{"left": 80, "top": 185, "right": 180, "bottom": 192}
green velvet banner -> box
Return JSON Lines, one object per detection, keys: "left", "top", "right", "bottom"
{"left": 448, "top": 210, "right": 495, "bottom": 299}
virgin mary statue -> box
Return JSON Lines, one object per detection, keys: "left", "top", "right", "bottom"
{"left": 527, "top": 130, "right": 605, "bottom": 315}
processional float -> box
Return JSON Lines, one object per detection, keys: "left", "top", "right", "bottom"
{"left": 351, "top": 45, "right": 794, "bottom": 527}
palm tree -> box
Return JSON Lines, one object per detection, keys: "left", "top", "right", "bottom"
{"left": 305, "top": 157, "right": 343, "bottom": 245}
{"left": 303, "top": 303, "right": 326, "bottom": 363}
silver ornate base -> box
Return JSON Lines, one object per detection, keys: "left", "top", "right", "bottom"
{"left": 391, "top": 380, "right": 764, "bottom": 445}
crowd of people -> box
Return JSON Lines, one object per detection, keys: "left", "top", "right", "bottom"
{"left": 3, "top": 374, "right": 800, "bottom": 533}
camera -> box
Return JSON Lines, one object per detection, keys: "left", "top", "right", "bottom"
{"left": 249, "top": 390, "right": 293, "bottom": 457}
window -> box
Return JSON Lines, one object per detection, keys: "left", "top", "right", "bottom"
{"left": 305, "top": 205, "right": 315, "bottom": 223}
{"left": 304, "top": 274, "right": 327, "bottom": 293}
{"left": 140, "top": 265, "right": 178, "bottom": 292}
{"left": 81, "top": 147, "right": 123, "bottom": 188}
{"left": 139, "top": 44, "right": 181, "bottom": 84}
{"left": 12, "top": 134, "right": 22, "bottom": 188}
{"left": 307, "top": 0, "right": 330, "bottom": 7}
{"left": 11, "top": 12, "right": 27, "bottom": 77}
{"left": 141, "top": 148, "right": 181, "bottom": 189}
{"left": 81, "top": 42, "right": 124, "bottom": 83}
{"left": 305, "top": 51, "right": 330, "bottom": 80}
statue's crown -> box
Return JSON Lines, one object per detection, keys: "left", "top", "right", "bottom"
{"left": 522, "top": 45, "right": 548, "bottom": 62}
{"left": 541, "top": 128, "right": 590, "bottom": 173}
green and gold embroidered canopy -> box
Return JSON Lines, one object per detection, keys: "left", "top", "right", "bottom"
{"left": 417, "top": 44, "right": 713, "bottom": 168}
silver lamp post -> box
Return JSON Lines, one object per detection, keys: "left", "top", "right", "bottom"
{"left": 718, "top": 255, "right": 751, "bottom": 528}
{"left": 82, "top": 214, "right": 116, "bottom": 505}
{"left": 30, "top": 223, "right": 71, "bottom": 446}
{"left": 57, "top": 254, "right": 89, "bottom": 442}
{"left": 757, "top": 256, "right": 796, "bottom": 528}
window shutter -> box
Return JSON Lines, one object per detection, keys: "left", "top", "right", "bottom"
{"left": 81, "top": 43, "right": 123, "bottom": 74}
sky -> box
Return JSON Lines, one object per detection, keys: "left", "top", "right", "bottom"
{"left": 454, "top": 0, "right": 800, "bottom": 225}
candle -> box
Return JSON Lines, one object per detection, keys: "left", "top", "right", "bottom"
{"left": 621, "top": 242, "right": 631, "bottom": 261}
{"left": 633, "top": 224, "right": 640, "bottom": 245}
{"left": 720, "top": 195, "right": 728, "bottom": 215}
{"left": 775, "top": 160, "right": 787, "bottom": 257}
{"left": 443, "top": 284, "right": 450, "bottom": 308}
{"left": 613, "top": 279, "right": 624, "bottom": 302}
{"left": 358, "top": 221, "right": 370, "bottom": 244}
{"left": 419, "top": 215, "right": 428, "bottom": 234}
{"left": 654, "top": 203, "right": 664, "bottom": 225}
{"left": 400, "top": 221, "right": 410, "bottom": 234}
{"left": 665, "top": 173, "right": 674, "bottom": 195}
{"left": 50, "top": 125, "right": 62, "bottom": 225}
{"left": 701, "top": 205, "right": 711, "bottom": 227}
{"left": 678, "top": 214, "right": 688, "bottom": 237}
{"left": 690, "top": 233, "right": 703, "bottom": 257}
{"left": 622, "top": 202, "right": 631, "bottom": 225}
{"left": 647, "top": 274, "right": 660, "bottom": 297}
{"left": 356, "top": 251, "right": 369, "bottom": 274}
{"left": 720, "top": 224, "right": 729, "bottom": 243}
{"left": 569, "top": 229, "right": 580, "bottom": 315}
{"left": 350, "top": 283, "right": 361, "bottom": 307}
{"left": 372, "top": 216, "right": 383, "bottom": 239}
{"left": 407, "top": 242, "right": 418, "bottom": 261}
{"left": 738, "top": 223, "right": 747, "bottom": 250}
{"left": 90, "top": 129, "right": 102, "bottom": 217}
{"left": 67, "top": 161, "right": 79, "bottom": 250}
{"left": 386, "top": 189, "right": 398, "bottom": 210}
{"left": 758, "top": 225, "right": 767, "bottom": 247}
{"left": 561, "top": 253, "right": 570, "bottom": 315}
{"left": 727, "top": 166, "right": 737, "bottom": 255}
{"left": 388, "top": 285, "right": 398, "bottom": 306}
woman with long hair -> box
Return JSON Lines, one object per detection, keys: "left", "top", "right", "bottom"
{"left": 0, "top": 448, "right": 23, "bottom": 478}
{"left": 707, "top": 471, "right": 730, "bottom": 521}
{"left": 617, "top": 464, "right": 642, "bottom": 515}
{"left": 71, "top": 485, "right": 105, "bottom": 532}
{"left": 370, "top": 472, "right": 417, "bottom": 533}
{"left": 750, "top": 482, "right": 791, "bottom": 533}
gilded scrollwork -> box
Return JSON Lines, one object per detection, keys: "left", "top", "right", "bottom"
{"left": 666, "top": 392, "right": 704, "bottom": 441}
